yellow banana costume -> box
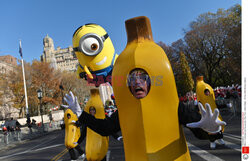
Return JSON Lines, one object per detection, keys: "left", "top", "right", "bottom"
{"left": 196, "top": 76, "right": 224, "bottom": 132}
{"left": 112, "top": 16, "right": 191, "bottom": 161}
{"left": 84, "top": 89, "right": 109, "bottom": 161}
{"left": 72, "top": 24, "right": 118, "bottom": 83}
{"left": 64, "top": 109, "right": 81, "bottom": 149}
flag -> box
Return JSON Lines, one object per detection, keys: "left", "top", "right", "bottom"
{"left": 19, "top": 40, "right": 23, "bottom": 58}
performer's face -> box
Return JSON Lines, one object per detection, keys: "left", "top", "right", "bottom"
{"left": 128, "top": 69, "right": 150, "bottom": 99}
{"left": 67, "top": 114, "right": 71, "bottom": 119}
{"left": 204, "top": 89, "right": 210, "bottom": 96}
{"left": 89, "top": 107, "right": 96, "bottom": 116}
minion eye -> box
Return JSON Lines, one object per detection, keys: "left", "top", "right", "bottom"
{"left": 75, "top": 33, "right": 109, "bottom": 56}
{"left": 91, "top": 43, "right": 98, "bottom": 51}
{"left": 81, "top": 37, "right": 100, "bottom": 55}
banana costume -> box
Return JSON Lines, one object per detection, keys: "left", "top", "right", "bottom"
{"left": 72, "top": 24, "right": 118, "bottom": 83}
{"left": 112, "top": 16, "right": 191, "bottom": 161}
{"left": 64, "top": 109, "right": 81, "bottom": 149}
{"left": 196, "top": 76, "right": 224, "bottom": 132}
{"left": 84, "top": 89, "right": 109, "bottom": 161}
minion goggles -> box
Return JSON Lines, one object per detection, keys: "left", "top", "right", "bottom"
{"left": 73, "top": 33, "right": 109, "bottom": 56}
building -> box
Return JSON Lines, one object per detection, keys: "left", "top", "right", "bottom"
{"left": 0, "top": 55, "right": 17, "bottom": 74}
{"left": 40, "top": 34, "right": 79, "bottom": 72}
{"left": 99, "top": 84, "right": 114, "bottom": 105}
{"left": 0, "top": 55, "right": 19, "bottom": 119}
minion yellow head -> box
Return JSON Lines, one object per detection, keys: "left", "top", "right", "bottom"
{"left": 72, "top": 24, "right": 117, "bottom": 80}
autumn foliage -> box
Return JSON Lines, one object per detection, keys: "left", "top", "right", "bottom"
{"left": 6, "top": 60, "right": 91, "bottom": 118}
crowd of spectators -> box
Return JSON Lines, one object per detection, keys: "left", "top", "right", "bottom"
{"left": 214, "top": 84, "right": 241, "bottom": 100}
{"left": 179, "top": 84, "right": 241, "bottom": 103}
{"left": 1, "top": 118, "right": 21, "bottom": 133}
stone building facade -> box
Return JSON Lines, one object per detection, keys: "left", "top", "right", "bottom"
{"left": 0, "top": 55, "right": 19, "bottom": 119}
{"left": 0, "top": 55, "right": 17, "bottom": 74}
{"left": 40, "top": 34, "right": 78, "bottom": 72}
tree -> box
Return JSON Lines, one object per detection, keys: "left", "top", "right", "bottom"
{"left": 158, "top": 41, "right": 178, "bottom": 75}
{"left": 176, "top": 52, "right": 194, "bottom": 96}
{"left": 8, "top": 64, "right": 28, "bottom": 117}
{"left": 4, "top": 59, "right": 93, "bottom": 118}
{"left": 158, "top": 42, "right": 194, "bottom": 96}
{"left": 7, "top": 60, "right": 62, "bottom": 117}
{"left": 59, "top": 71, "right": 93, "bottom": 108}
{"left": 183, "top": 4, "right": 241, "bottom": 87}
{"left": 30, "top": 60, "right": 62, "bottom": 115}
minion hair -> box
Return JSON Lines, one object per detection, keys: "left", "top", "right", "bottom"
{"left": 72, "top": 26, "right": 83, "bottom": 37}
{"left": 85, "top": 23, "right": 99, "bottom": 26}
{"left": 72, "top": 23, "right": 100, "bottom": 37}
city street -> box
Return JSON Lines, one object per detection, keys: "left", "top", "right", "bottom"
{"left": 0, "top": 111, "right": 241, "bottom": 161}
{"left": 0, "top": 1, "right": 243, "bottom": 161}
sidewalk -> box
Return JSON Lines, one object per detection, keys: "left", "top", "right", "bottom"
{"left": 0, "top": 121, "right": 62, "bottom": 151}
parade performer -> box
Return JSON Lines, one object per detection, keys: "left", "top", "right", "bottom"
{"left": 64, "top": 89, "right": 123, "bottom": 161}
{"left": 65, "top": 16, "right": 226, "bottom": 161}
{"left": 64, "top": 109, "right": 85, "bottom": 161}
{"left": 83, "top": 89, "right": 109, "bottom": 161}
{"left": 195, "top": 76, "right": 225, "bottom": 149}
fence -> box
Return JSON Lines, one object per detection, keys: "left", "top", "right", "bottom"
{"left": 0, "top": 120, "right": 63, "bottom": 149}
{"left": 215, "top": 98, "right": 241, "bottom": 121}
{"left": 182, "top": 98, "right": 241, "bottom": 119}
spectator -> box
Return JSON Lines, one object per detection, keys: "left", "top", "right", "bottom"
{"left": 32, "top": 119, "right": 37, "bottom": 125}
{"left": 232, "top": 88, "right": 239, "bottom": 99}
{"left": 49, "top": 112, "right": 53, "bottom": 123}
{"left": 9, "top": 118, "right": 16, "bottom": 132}
{"left": 16, "top": 120, "right": 21, "bottom": 131}
{"left": 60, "top": 118, "right": 65, "bottom": 130}
{"left": 26, "top": 115, "right": 32, "bottom": 134}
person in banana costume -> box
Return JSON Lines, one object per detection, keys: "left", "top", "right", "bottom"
{"left": 195, "top": 76, "right": 225, "bottom": 149}
{"left": 63, "top": 90, "right": 123, "bottom": 161}
{"left": 83, "top": 89, "right": 109, "bottom": 161}
{"left": 64, "top": 109, "right": 86, "bottom": 161}
{"left": 63, "top": 90, "right": 109, "bottom": 161}
{"left": 64, "top": 16, "right": 226, "bottom": 161}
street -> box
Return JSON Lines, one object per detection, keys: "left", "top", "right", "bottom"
{"left": 0, "top": 110, "right": 241, "bottom": 161}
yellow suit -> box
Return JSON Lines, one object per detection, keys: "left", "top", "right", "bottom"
{"left": 196, "top": 76, "right": 224, "bottom": 132}
{"left": 112, "top": 16, "right": 191, "bottom": 161}
{"left": 64, "top": 109, "right": 81, "bottom": 149}
{"left": 84, "top": 89, "right": 109, "bottom": 161}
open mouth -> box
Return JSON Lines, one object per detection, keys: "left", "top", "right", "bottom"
{"left": 135, "top": 87, "right": 144, "bottom": 93}
{"left": 96, "top": 56, "right": 107, "bottom": 66}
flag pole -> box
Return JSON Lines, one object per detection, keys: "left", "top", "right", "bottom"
{"left": 19, "top": 40, "right": 29, "bottom": 116}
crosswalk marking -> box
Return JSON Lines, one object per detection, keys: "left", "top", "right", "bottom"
{"left": 223, "top": 133, "right": 241, "bottom": 141}
{"left": 221, "top": 140, "right": 241, "bottom": 152}
{"left": 187, "top": 142, "right": 224, "bottom": 161}
{"left": 224, "top": 135, "right": 241, "bottom": 142}
{"left": 107, "top": 150, "right": 111, "bottom": 161}
{"left": 223, "top": 133, "right": 241, "bottom": 140}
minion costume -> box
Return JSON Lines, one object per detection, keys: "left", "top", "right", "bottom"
{"left": 65, "top": 16, "right": 226, "bottom": 161}
{"left": 73, "top": 24, "right": 119, "bottom": 86}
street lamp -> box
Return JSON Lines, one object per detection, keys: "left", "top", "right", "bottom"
{"left": 37, "top": 89, "right": 44, "bottom": 132}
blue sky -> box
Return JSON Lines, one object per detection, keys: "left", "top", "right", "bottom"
{"left": 0, "top": 0, "right": 241, "bottom": 63}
